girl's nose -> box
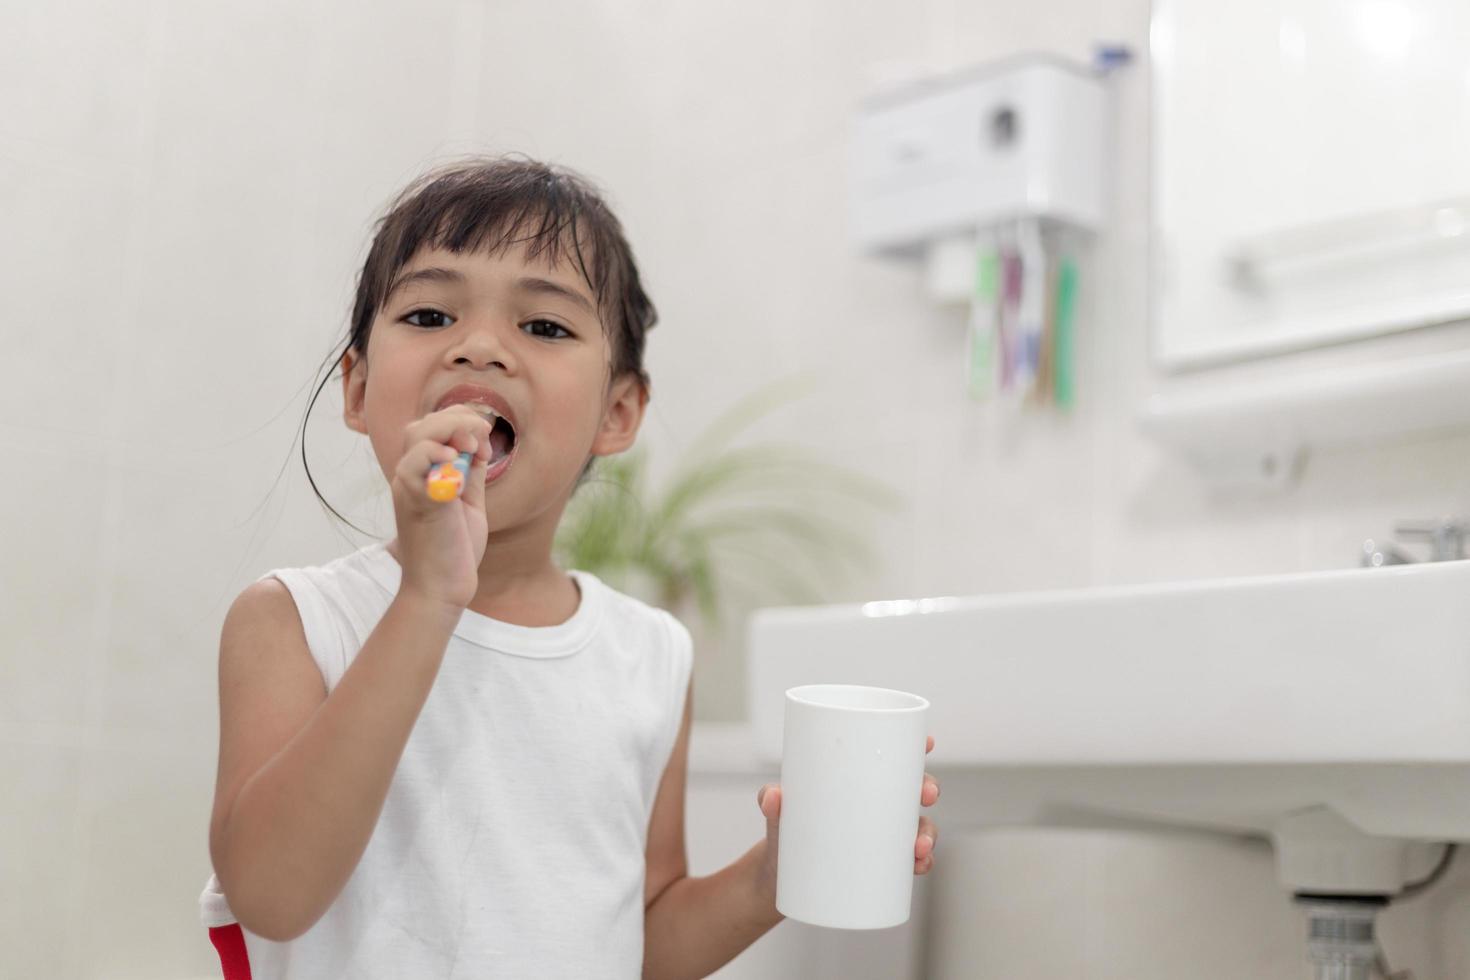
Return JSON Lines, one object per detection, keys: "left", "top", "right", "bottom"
{"left": 447, "top": 321, "right": 515, "bottom": 372}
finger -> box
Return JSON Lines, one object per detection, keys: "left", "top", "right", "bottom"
{"left": 397, "top": 439, "right": 462, "bottom": 495}
{"left": 921, "top": 773, "right": 940, "bottom": 806}
{"left": 460, "top": 440, "right": 490, "bottom": 513}
{"left": 926, "top": 735, "right": 934, "bottom": 754}
{"left": 406, "top": 405, "right": 494, "bottom": 456}
{"left": 915, "top": 815, "right": 937, "bottom": 858}
{"left": 914, "top": 853, "right": 934, "bottom": 876}
{"left": 756, "top": 783, "right": 782, "bottom": 825}
{"left": 442, "top": 417, "right": 483, "bottom": 456}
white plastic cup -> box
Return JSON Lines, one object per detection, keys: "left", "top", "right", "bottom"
{"left": 775, "top": 683, "right": 930, "bottom": 929}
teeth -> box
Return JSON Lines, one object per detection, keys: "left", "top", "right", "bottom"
{"left": 464, "top": 403, "right": 500, "bottom": 423}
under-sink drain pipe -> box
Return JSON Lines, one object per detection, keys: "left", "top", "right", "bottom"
{"left": 1297, "top": 898, "right": 1383, "bottom": 980}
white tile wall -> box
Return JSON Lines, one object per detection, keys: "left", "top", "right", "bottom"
{"left": 6, "top": 0, "right": 1470, "bottom": 976}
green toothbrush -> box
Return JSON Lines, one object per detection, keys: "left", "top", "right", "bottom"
{"left": 1053, "top": 257, "right": 1078, "bottom": 409}
{"left": 968, "top": 248, "right": 999, "bottom": 400}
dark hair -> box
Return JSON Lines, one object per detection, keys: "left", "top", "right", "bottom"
{"left": 301, "top": 154, "right": 657, "bottom": 533}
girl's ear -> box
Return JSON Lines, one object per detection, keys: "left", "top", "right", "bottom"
{"left": 341, "top": 349, "right": 368, "bottom": 435}
{"left": 591, "top": 373, "right": 648, "bottom": 457}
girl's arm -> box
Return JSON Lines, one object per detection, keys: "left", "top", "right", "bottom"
{"left": 207, "top": 579, "right": 461, "bottom": 941}
{"left": 642, "top": 683, "right": 785, "bottom": 980}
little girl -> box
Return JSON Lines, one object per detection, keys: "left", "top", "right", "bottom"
{"left": 197, "top": 155, "right": 940, "bottom": 979}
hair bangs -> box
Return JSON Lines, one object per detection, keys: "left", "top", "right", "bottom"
{"left": 370, "top": 171, "right": 621, "bottom": 331}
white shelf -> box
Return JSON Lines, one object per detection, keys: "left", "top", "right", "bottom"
{"left": 1138, "top": 348, "right": 1470, "bottom": 487}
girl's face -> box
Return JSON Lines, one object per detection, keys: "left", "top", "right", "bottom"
{"left": 341, "top": 240, "right": 646, "bottom": 535}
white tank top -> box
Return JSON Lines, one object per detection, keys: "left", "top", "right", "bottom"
{"left": 198, "top": 542, "right": 692, "bottom": 979}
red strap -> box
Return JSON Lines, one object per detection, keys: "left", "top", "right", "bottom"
{"left": 208, "top": 924, "right": 253, "bottom": 980}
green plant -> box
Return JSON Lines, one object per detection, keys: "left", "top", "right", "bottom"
{"left": 554, "top": 375, "right": 902, "bottom": 626}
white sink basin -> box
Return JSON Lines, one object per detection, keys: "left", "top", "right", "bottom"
{"left": 747, "top": 560, "right": 1470, "bottom": 842}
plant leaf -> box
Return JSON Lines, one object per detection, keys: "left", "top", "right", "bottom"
{"left": 681, "top": 372, "right": 823, "bottom": 463}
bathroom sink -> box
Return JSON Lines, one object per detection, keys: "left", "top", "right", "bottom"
{"left": 747, "top": 560, "right": 1470, "bottom": 842}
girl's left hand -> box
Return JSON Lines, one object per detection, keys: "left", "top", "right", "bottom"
{"left": 755, "top": 736, "right": 941, "bottom": 902}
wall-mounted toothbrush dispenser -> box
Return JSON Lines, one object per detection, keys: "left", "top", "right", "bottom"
{"left": 850, "top": 54, "right": 1107, "bottom": 256}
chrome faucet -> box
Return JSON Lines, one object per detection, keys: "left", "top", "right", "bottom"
{"left": 1361, "top": 519, "right": 1468, "bottom": 566}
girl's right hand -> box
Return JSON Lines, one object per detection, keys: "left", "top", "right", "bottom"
{"left": 389, "top": 404, "right": 495, "bottom": 611}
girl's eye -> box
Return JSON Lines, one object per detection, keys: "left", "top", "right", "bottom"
{"left": 403, "top": 308, "right": 452, "bottom": 328}
{"left": 523, "top": 319, "right": 571, "bottom": 339}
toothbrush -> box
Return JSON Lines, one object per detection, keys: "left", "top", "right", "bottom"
{"left": 1054, "top": 256, "right": 1078, "bottom": 409}
{"left": 426, "top": 451, "right": 474, "bottom": 502}
{"left": 999, "top": 248, "right": 1022, "bottom": 391}
{"left": 967, "top": 241, "right": 999, "bottom": 401}
{"left": 1015, "top": 217, "right": 1045, "bottom": 396}
{"left": 425, "top": 403, "right": 500, "bottom": 501}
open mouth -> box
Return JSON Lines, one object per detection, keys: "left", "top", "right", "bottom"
{"left": 465, "top": 403, "right": 517, "bottom": 468}
{"left": 488, "top": 413, "right": 517, "bottom": 465}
